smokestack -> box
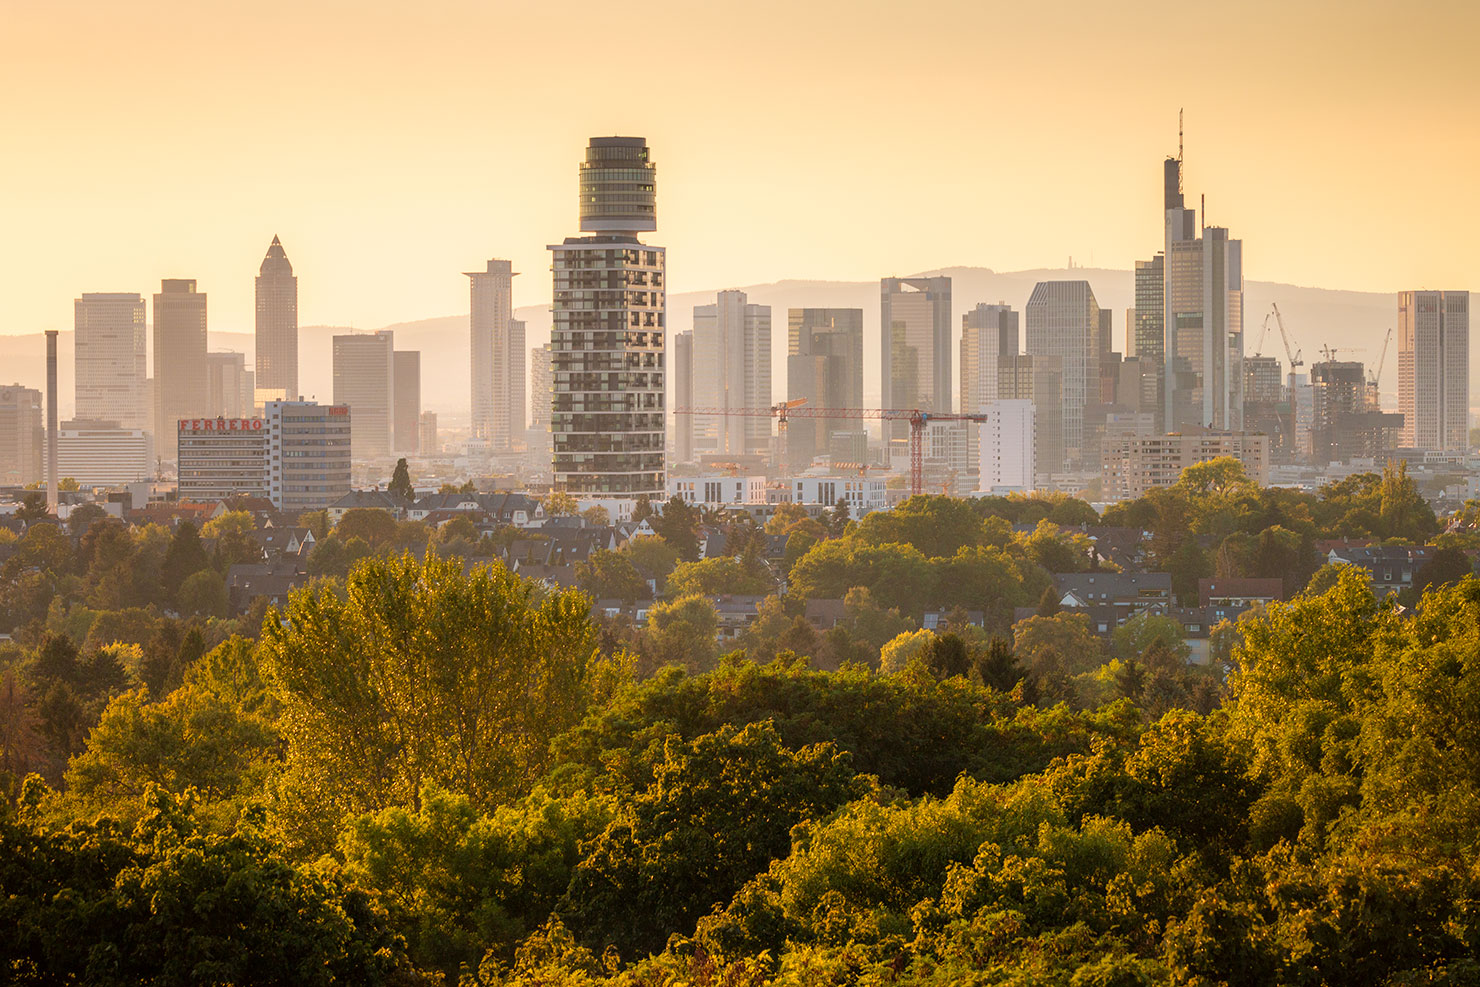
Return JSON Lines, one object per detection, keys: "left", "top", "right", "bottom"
{"left": 45, "top": 330, "right": 58, "bottom": 513}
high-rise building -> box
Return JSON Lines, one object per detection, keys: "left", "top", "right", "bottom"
{"left": 1398, "top": 290, "right": 1470, "bottom": 451}
{"left": 467, "top": 260, "right": 524, "bottom": 451}
{"left": 206, "top": 352, "right": 255, "bottom": 419}
{"left": 959, "top": 303, "right": 1018, "bottom": 413}
{"left": 153, "top": 279, "right": 208, "bottom": 461}
{"left": 332, "top": 331, "right": 395, "bottom": 459}
{"left": 1162, "top": 151, "right": 1244, "bottom": 432}
{"left": 692, "top": 291, "right": 771, "bottom": 458}
{"left": 1025, "top": 281, "right": 1101, "bottom": 471}
{"left": 74, "top": 292, "right": 148, "bottom": 430}
{"left": 393, "top": 350, "right": 421, "bottom": 454}
{"left": 56, "top": 420, "right": 153, "bottom": 487}
{"left": 549, "top": 137, "right": 665, "bottom": 501}
{"left": 1310, "top": 360, "right": 1403, "bottom": 464}
{"left": 788, "top": 308, "right": 864, "bottom": 469}
{"left": 1242, "top": 354, "right": 1289, "bottom": 458}
{"left": 998, "top": 354, "right": 1062, "bottom": 486}
{"left": 881, "top": 277, "right": 951, "bottom": 444}
{"left": 265, "top": 400, "right": 352, "bottom": 511}
{"left": 673, "top": 331, "right": 693, "bottom": 464}
{"left": 978, "top": 399, "right": 1035, "bottom": 493}
{"left": 418, "top": 412, "right": 438, "bottom": 456}
{"left": 255, "top": 236, "right": 298, "bottom": 401}
{"left": 528, "top": 342, "right": 552, "bottom": 465}
{"left": 0, "top": 384, "right": 43, "bottom": 486}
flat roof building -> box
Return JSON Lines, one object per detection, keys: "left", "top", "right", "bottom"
{"left": 177, "top": 417, "right": 269, "bottom": 501}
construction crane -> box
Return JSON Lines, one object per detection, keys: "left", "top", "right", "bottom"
{"left": 1367, "top": 327, "right": 1394, "bottom": 389}
{"left": 1253, "top": 311, "right": 1274, "bottom": 358}
{"left": 1269, "top": 303, "right": 1303, "bottom": 455}
{"left": 674, "top": 403, "right": 990, "bottom": 496}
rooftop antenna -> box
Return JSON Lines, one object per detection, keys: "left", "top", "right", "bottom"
{"left": 1201, "top": 193, "right": 1206, "bottom": 232}
{"left": 1178, "top": 108, "right": 1184, "bottom": 195}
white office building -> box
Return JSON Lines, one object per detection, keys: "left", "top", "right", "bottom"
{"left": 668, "top": 474, "right": 768, "bottom": 506}
{"left": 977, "top": 399, "right": 1035, "bottom": 493}
{"left": 55, "top": 420, "right": 153, "bottom": 487}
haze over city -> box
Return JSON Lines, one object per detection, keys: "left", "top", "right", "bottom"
{"left": 3, "top": 0, "right": 1478, "bottom": 337}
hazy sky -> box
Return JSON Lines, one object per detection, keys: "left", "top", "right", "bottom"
{"left": 2, "top": 0, "right": 1476, "bottom": 337}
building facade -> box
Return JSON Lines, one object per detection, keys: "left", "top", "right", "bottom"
{"left": 332, "top": 330, "right": 394, "bottom": 459}
{"left": 1025, "top": 280, "right": 1101, "bottom": 471}
{"left": 418, "top": 411, "right": 438, "bottom": 456}
{"left": 255, "top": 236, "right": 298, "bottom": 401}
{"left": 672, "top": 331, "right": 693, "bottom": 464}
{"left": 0, "top": 384, "right": 44, "bottom": 486}
{"left": 1398, "top": 290, "right": 1469, "bottom": 451}
{"left": 74, "top": 292, "right": 148, "bottom": 430}
{"left": 549, "top": 137, "right": 666, "bottom": 501}
{"left": 265, "top": 400, "right": 352, "bottom": 511}
{"left": 881, "top": 276, "right": 951, "bottom": 445}
{"left": 998, "top": 354, "right": 1062, "bottom": 486}
{"left": 206, "top": 352, "right": 255, "bottom": 419}
{"left": 787, "top": 308, "right": 864, "bottom": 470}
{"left": 393, "top": 350, "right": 420, "bottom": 454}
{"left": 56, "top": 420, "right": 153, "bottom": 487}
{"left": 977, "top": 399, "right": 1035, "bottom": 493}
{"left": 1102, "top": 429, "right": 1269, "bottom": 501}
{"left": 692, "top": 290, "right": 771, "bottom": 457}
{"left": 153, "top": 279, "right": 208, "bottom": 461}
{"left": 467, "top": 259, "right": 525, "bottom": 452}
{"left": 176, "top": 417, "right": 269, "bottom": 500}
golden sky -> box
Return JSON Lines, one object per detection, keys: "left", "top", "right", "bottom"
{"left": 2, "top": 0, "right": 1476, "bottom": 336}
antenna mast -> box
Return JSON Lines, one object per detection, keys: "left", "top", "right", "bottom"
{"left": 1177, "top": 108, "right": 1184, "bottom": 194}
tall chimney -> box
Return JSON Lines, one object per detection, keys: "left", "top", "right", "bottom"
{"left": 45, "top": 330, "right": 58, "bottom": 513}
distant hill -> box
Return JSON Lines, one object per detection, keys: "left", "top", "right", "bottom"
{"left": 0, "top": 268, "right": 1430, "bottom": 422}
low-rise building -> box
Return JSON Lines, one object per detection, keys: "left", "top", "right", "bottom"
{"left": 56, "top": 420, "right": 154, "bottom": 487}
{"left": 177, "top": 417, "right": 269, "bottom": 501}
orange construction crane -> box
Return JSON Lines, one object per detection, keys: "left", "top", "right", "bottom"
{"left": 675, "top": 402, "right": 990, "bottom": 496}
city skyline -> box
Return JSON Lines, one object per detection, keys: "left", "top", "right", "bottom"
{"left": 3, "top": 1, "right": 1477, "bottom": 337}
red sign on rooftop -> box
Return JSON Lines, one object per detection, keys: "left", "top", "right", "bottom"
{"left": 178, "top": 418, "right": 264, "bottom": 432}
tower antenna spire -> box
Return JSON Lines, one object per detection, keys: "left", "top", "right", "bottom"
{"left": 1178, "top": 108, "right": 1184, "bottom": 194}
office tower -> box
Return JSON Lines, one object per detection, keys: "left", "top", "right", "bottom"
{"left": 0, "top": 384, "right": 43, "bottom": 486}
{"left": 418, "top": 412, "right": 438, "bottom": 456}
{"left": 46, "top": 331, "right": 59, "bottom": 510}
{"left": 978, "top": 400, "right": 1035, "bottom": 493}
{"left": 255, "top": 236, "right": 298, "bottom": 401}
{"left": 959, "top": 303, "right": 1018, "bottom": 413}
{"left": 332, "top": 330, "right": 395, "bottom": 459}
{"left": 549, "top": 137, "right": 666, "bottom": 500}
{"left": 153, "top": 279, "right": 208, "bottom": 461}
{"left": 788, "top": 308, "right": 865, "bottom": 469}
{"left": 673, "top": 331, "right": 693, "bottom": 464}
{"left": 74, "top": 292, "right": 148, "bottom": 430}
{"left": 1124, "top": 309, "right": 1137, "bottom": 356}
{"left": 57, "top": 420, "right": 152, "bottom": 487}
{"left": 881, "top": 277, "right": 951, "bottom": 445}
{"left": 393, "top": 350, "right": 421, "bottom": 454}
{"left": 206, "top": 352, "right": 255, "bottom": 418}
{"left": 1025, "top": 281, "right": 1101, "bottom": 471}
{"left": 265, "top": 401, "right": 352, "bottom": 511}
{"left": 998, "top": 354, "right": 1062, "bottom": 486}
{"left": 178, "top": 418, "right": 267, "bottom": 499}
{"left": 1162, "top": 149, "right": 1244, "bottom": 432}
{"left": 1398, "top": 290, "right": 1470, "bottom": 450}
{"left": 468, "top": 259, "right": 526, "bottom": 453}
{"left": 692, "top": 291, "right": 771, "bottom": 458}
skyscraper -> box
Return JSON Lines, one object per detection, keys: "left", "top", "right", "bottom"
{"left": 74, "top": 292, "right": 148, "bottom": 430}
{"left": 393, "top": 350, "right": 421, "bottom": 454}
{"left": 153, "top": 279, "right": 208, "bottom": 461}
{"left": 332, "top": 330, "right": 395, "bottom": 459}
{"left": 881, "top": 277, "right": 951, "bottom": 445}
{"left": 1025, "top": 281, "right": 1101, "bottom": 471}
{"left": 255, "top": 236, "right": 298, "bottom": 401}
{"left": 0, "top": 384, "right": 43, "bottom": 486}
{"left": 998, "top": 354, "right": 1062, "bottom": 486}
{"left": 206, "top": 352, "right": 255, "bottom": 418}
{"left": 959, "top": 303, "right": 1018, "bottom": 414}
{"left": 549, "top": 137, "right": 666, "bottom": 501}
{"left": 528, "top": 342, "right": 552, "bottom": 467}
{"left": 692, "top": 290, "right": 771, "bottom": 457}
{"left": 788, "top": 308, "right": 864, "bottom": 469}
{"left": 467, "top": 259, "right": 526, "bottom": 451}
{"left": 1162, "top": 148, "right": 1244, "bottom": 432}
{"left": 1398, "top": 290, "right": 1470, "bottom": 450}
{"left": 673, "top": 332, "right": 693, "bottom": 464}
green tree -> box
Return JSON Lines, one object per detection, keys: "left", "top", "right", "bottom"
{"left": 664, "top": 556, "right": 773, "bottom": 599}
{"left": 260, "top": 551, "right": 615, "bottom": 853}
{"left": 178, "top": 569, "right": 228, "bottom": 617}
{"left": 201, "top": 510, "right": 260, "bottom": 568}
{"left": 543, "top": 491, "right": 579, "bottom": 517}
{"left": 618, "top": 535, "right": 679, "bottom": 593}
{"left": 15, "top": 492, "right": 51, "bottom": 520}
{"left": 580, "top": 505, "right": 609, "bottom": 527}
{"left": 651, "top": 497, "right": 701, "bottom": 562}
{"left": 161, "top": 521, "right": 210, "bottom": 600}
{"left": 576, "top": 549, "right": 649, "bottom": 604}
{"left": 1111, "top": 612, "right": 1191, "bottom": 664}
{"left": 643, "top": 594, "right": 720, "bottom": 673}
{"left": 851, "top": 494, "right": 987, "bottom": 559}
{"left": 388, "top": 457, "right": 414, "bottom": 502}
{"left": 334, "top": 508, "right": 398, "bottom": 547}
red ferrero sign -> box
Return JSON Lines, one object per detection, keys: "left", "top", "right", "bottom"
{"left": 178, "top": 418, "right": 265, "bottom": 432}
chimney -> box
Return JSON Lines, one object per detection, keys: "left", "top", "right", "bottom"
{"left": 45, "top": 330, "right": 59, "bottom": 512}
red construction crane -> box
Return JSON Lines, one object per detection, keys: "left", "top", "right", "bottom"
{"left": 674, "top": 401, "right": 990, "bottom": 496}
